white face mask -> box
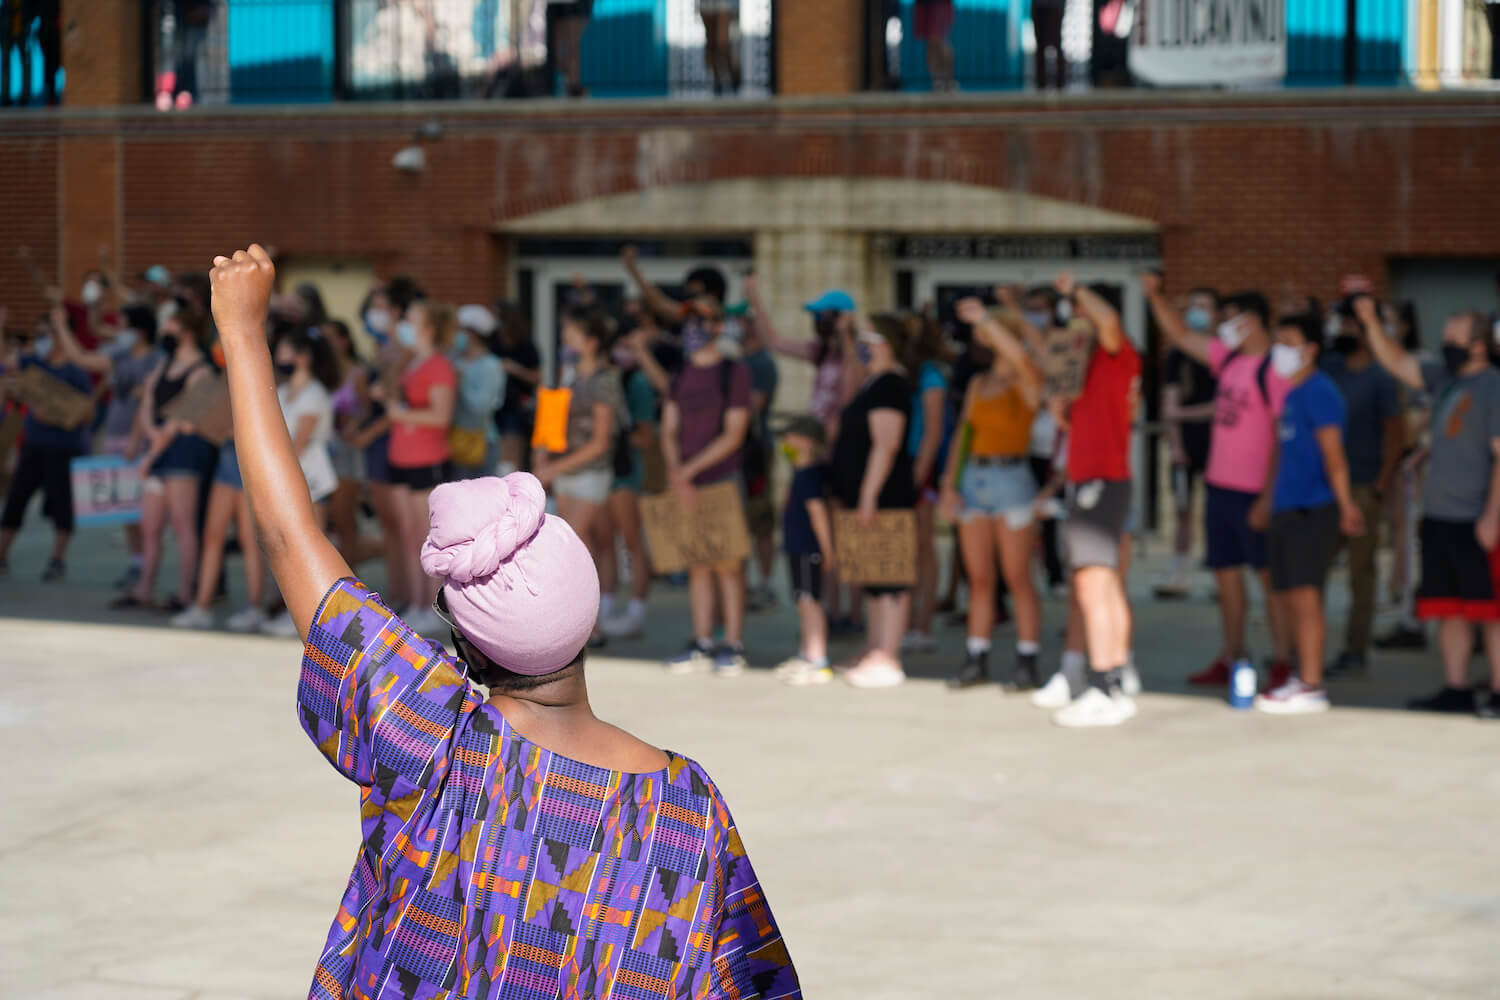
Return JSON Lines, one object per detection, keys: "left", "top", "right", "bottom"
{"left": 81, "top": 280, "right": 103, "bottom": 306}
{"left": 1271, "top": 343, "right": 1305, "bottom": 378}
{"left": 114, "top": 329, "right": 139, "bottom": 353}
{"left": 1217, "top": 316, "right": 1249, "bottom": 350}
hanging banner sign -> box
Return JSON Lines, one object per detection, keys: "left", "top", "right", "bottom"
{"left": 1129, "top": 0, "right": 1287, "bottom": 86}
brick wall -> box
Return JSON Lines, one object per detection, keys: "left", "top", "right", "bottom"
{"left": 3, "top": 93, "right": 1498, "bottom": 329}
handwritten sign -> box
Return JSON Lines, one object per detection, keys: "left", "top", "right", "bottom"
{"left": 1042, "top": 320, "right": 1096, "bottom": 398}
{"left": 639, "top": 480, "right": 750, "bottom": 573}
{"left": 71, "top": 455, "right": 143, "bottom": 525}
{"left": 164, "top": 375, "right": 233, "bottom": 445}
{"left": 834, "top": 510, "right": 917, "bottom": 587}
{"left": 12, "top": 366, "right": 93, "bottom": 430}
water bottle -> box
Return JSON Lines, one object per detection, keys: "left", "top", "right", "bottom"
{"left": 1229, "top": 657, "right": 1257, "bottom": 710}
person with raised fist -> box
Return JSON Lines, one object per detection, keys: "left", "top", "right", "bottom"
{"left": 208, "top": 243, "right": 801, "bottom": 998}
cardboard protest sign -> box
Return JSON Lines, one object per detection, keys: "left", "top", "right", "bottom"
{"left": 834, "top": 509, "right": 917, "bottom": 587}
{"left": 531, "top": 386, "right": 572, "bottom": 454}
{"left": 164, "top": 375, "right": 233, "bottom": 445}
{"left": 71, "top": 455, "right": 143, "bottom": 526}
{"left": 12, "top": 365, "right": 93, "bottom": 430}
{"left": 1042, "top": 320, "right": 1095, "bottom": 398}
{"left": 639, "top": 480, "right": 750, "bottom": 573}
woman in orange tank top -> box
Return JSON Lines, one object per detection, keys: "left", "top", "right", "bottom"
{"left": 940, "top": 301, "right": 1044, "bottom": 691}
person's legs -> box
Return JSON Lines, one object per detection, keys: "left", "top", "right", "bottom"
{"left": 1438, "top": 617, "right": 1475, "bottom": 688}
{"left": 328, "top": 477, "right": 361, "bottom": 565}
{"left": 1075, "top": 566, "right": 1130, "bottom": 673}
{"left": 608, "top": 488, "right": 650, "bottom": 602}
{"left": 688, "top": 565, "right": 715, "bottom": 641}
{"left": 1255, "top": 568, "right": 1292, "bottom": 664}
{"left": 959, "top": 516, "right": 997, "bottom": 642}
{"left": 131, "top": 483, "right": 169, "bottom": 601}
{"left": 714, "top": 564, "right": 746, "bottom": 647}
{"left": 408, "top": 488, "right": 441, "bottom": 606}
{"left": 559, "top": 493, "right": 606, "bottom": 632}
{"left": 164, "top": 476, "right": 202, "bottom": 604}
{"left": 0, "top": 446, "right": 46, "bottom": 563}
{"left": 234, "top": 493, "right": 264, "bottom": 607}
{"left": 797, "top": 594, "right": 828, "bottom": 663}
{"left": 191, "top": 483, "right": 237, "bottom": 608}
{"left": 557, "top": 16, "right": 587, "bottom": 94}
{"left": 498, "top": 433, "right": 524, "bottom": 477}
{"left": 393, "top": 484, "right": 424, "bottom": 607}
{"left": 1483, "top": 620, "right": 1500, "bottom": 689}
{"left": 912, "top": 499, "right": 938, "bottom": 636}
{"left": 1343, "top": 485, "right": 1379, "bottom": 658}
{"left": 1214, "top": 568, "right": 1247, "bottom": 661}
{"left": 997, "top": 519, "right": 1040, "bottom": 645}
{"left": 1285, "top": 586, "right": 1326, "bottom": 687}
{"left": 368, "top": 481, "right": 408, "bottom": 607}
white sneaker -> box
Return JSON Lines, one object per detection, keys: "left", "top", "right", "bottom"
{"left": 169, "top": 604, "right": 214, "bottom": 630}
{"left": 781, "top": 658, "right": 833, "bottom": 687}
{"left": 224, "top": 606, "right": 265, "bottom": 633}
{"left": 843, "top": 661, "right": 906, "bottom": 689}
{"left": 259, "top": 611, "right": 300, "bottom": 638}
{"left": 1254, "top": 677, "right": 1330, "bottom": 715}
{"left": 899, "top": 631, "right": 938, "bottom": 653}
{"left": 601, "top": 609, "right": 645, "bottom": 640}
{"left": 1121, "top": 662, "right": 1142, "bottom": 697}
{"left": 1030, "top": 671, "right": 1074, "bottom": 709}
{"left": 1053, "top": 687, "right": 1136, "bottom": 728}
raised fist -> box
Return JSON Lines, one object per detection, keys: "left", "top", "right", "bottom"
{"left": 1352, "top": 294, "right": 1378, "bottom": 326}
{"left": 955, "top": 296, "right": 988, "bottom": 326}
{"left": 1054, "top": 271, "right": 1077, "bottom": 297}
{"left": 1141, "top": 270, "right": 1163, "bottom": 297}
{"left": 209, "top": 245, "right": 275, "bottom": 336}
{"left": 620, "top": 244, "right": 638, "bottom": 267}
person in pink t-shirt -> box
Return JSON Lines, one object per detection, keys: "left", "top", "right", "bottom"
{"left": 1146, "top": 274, "right": 1293, "bottom": 691}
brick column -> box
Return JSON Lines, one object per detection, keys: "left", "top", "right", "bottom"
{"left": 62, "top": 0, "right": 144, "bottom": 107}
{"left": 777, "top": 0, "right": 864, "bottom": 96}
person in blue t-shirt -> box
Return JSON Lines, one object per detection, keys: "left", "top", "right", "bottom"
{"left": 0, "top": 314, "right": 94, "bottom": 580}
{"left": 773, "top": 416, "right": 836, "bottom": 687}
{"left": 1250, "top": 313, "right": 1365, "bottom": 716}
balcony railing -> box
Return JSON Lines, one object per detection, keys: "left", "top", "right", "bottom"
{"left": 145, "top": 0, "right": 775, "bottom": 107}
{"left": 2, "top": 3, "right": 63, "bottom": 107}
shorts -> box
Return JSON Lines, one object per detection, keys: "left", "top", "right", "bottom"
{"left": 149, "top": 433, "right": 216, "bottom": 481}
{"left": 1267, "top": 505, "right": 1340, "bottom": 591}
{"left": 913, "top": 0, "right": 955, "bottom": 40}
{"left": 363, "top": 433, "right": 392, "bottom": 485}
{"left": 389, "top": 463, "right": 449, "bottom": 492}
{"left": 1062, "top": 478, "right": 1131, "bottom": 570}
{"left": 329, "top": 437, "right": 362, "bottom": 482}
{"left": 554, "top": 466, "right": 613, "bottom": 504}
{"left": 960, "top": 458, "right": 1036, "bottom": 528}
{"left": 496, "top": 408, "right": 530, "bottom": 439}
{"left": 213, "top": 441, "right": 243, "bottom": 490}
{"left": 1, "top": 445, "right": 77, "bottom": 533}
{"left": 788, "top": 552, "right": 825, "bottom": 603}
{"left": 1204, "top": 484, "right": 1267, "bottom": 571}
{"left": 1416, "top": 517, "right": 1500, "bottom": 622}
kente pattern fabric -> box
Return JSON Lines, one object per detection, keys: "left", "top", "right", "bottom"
{"left": 299, "top": 578, "right": 800, "bottom": 999}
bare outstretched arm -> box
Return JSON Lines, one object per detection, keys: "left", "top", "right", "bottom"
{"left": 210, "top": 245, "right": 351, "bottom": 639}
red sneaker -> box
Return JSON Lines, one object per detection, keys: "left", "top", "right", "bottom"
{"left": 1265, "top": 660, "right": 1293, "bottom": 693}
{"left": 1188, "top": 659, "right": 1230, "bottom": 685}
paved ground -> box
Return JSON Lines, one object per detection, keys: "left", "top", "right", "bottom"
{"left": 3, "top": 520, "right": 1498, "bottom": 999}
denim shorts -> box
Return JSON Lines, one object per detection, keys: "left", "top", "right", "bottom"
{"left": 960, "top": 458, "right": 1036, "bottom": 528}
{"left": 363, "top": 433, "right": 392, "bottom": 485}
{"left": 149, "top": 433, "right": 216, "bottom": 481}
{"left": 213, "top": 441, "right": 243, "bottom": 490}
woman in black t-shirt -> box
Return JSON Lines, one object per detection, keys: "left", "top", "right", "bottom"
{"left": 832, "top": 314, "right": 915, "bottom": 689}
{"left": 492, "top": 303, "right": 541, "bottom": 477}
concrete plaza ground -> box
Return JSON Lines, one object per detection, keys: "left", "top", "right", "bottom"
{"left": 2, "top": 520, "right": 1497, "bottom": 998}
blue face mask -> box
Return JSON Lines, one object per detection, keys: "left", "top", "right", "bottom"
{"left": 364, "top": 307, "right": 391, "bottom": 341}
{"left": 1185, "top": 306, "right": 1213, "bottom": 332}
{"left": 682, "top": 318, "right": 714, "bottom": 356}
{"left": 452, "top": 331, "right": 469, "bottom": 354}
{"left": 395, "top": 320, "right": 418, "bottom": 348}
{"left": 855, "top": 342, "right": 874, "bottom": 366}
{"left": 33, "top": 336, "right": 54, "bottom": 359}
{"left": 561, "top": 346, "right": 581, "bottom": 368}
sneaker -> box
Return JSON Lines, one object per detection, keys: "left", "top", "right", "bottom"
{"left": 665, "top": 639, "right": 714, "bottom": 675}
{"left": 1254, "top": 677, "right": 1331, "bottom": 715}
{"left": 600, "top": 609, "right": 645, "bottom": 640}
{"left": 1188, "top": 659, "right": 1230, "bottom": 686}
{"left": 169, "top": 604, "right": 215, "bottom": 630}
{"left": 1120, "top": 661, "right": 1142, "bottom": 697}
{"left": 900, "top": 631, "right": 938, "bottom": 654}
{"left": 1265, "top": 659, "right": 1293, "bottom": 693}
{"left": 1053, "top": 687, "right": 1136, "bottom": 728}
{"left": 947, "top": 652, "right": 990, "bottom": 690}
{"left": 41, "top": 558, "right": 64, "bottom": 582}
{"left": 1374, "top": 624, "right": 1427, "bottom": 650}
{"left": 781, "top": 658, "right": 833, "bottom": 687}
{"left": 1325, "top": 652, "right": 1367, "bottom": 678}
{"left": 1153, "top": 580, "right": 1190, "bottom": 600}
{"left": 1003, "top": 653, "right": 1039, "bottom": 693}
{"left": 1406, "top": 686, "right": 1476, "bottom": 714}
{"left": 174, "top": 90, "right": 193, "bottom": 111}
{"left": 747, "top": 586, "right": 777, "bottom": 613}
{"left": 224, "top": 606, "right": 266, "bottom": 633}
{"left": 1477, "top": 690, "right": 1500, "bottom": 721}
{"left": 259, "top": 611, "right": 300, "bottom": 638}
{"left": 113, "top": 565, "right": 141, "bottom": 590}
{"left": 1031, "top": 670, "right": 1076, "bottom": 709}
{"left": 713, "top": 645, "right": 748, "bottom": 677}
{"left": 843, "top": 661, "right": 906, "bottom": 689}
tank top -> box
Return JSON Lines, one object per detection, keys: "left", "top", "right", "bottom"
{"left": 968, "top": 378, "right": 1036, "bottom": 457}
{"left": 152, "top": 357, "right": 209, "bottom": 422}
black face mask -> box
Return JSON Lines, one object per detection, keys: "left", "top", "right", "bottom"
{"left": 1443, "top": 343, "right": 1472, "bottom": 374}
{"left": 274, "top": 361, "right": 296, "bottom": 379}
{"left": 158, "top": 334, "right": 180, "bottom": 355}
{"left": 1333, "top": 334, "right": 1360, "bottom": 355}
{"left": 173, "top": 295, "right": 191, "bottom": 311}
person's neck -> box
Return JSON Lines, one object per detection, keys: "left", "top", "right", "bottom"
{"left": 288, "top": 369, "right": 311, "bottom": 391}
{"left": 1462, "top": 358, "right": 1489, "bottom": 378}
{"left": 1236, "top": 332, "right": 1269, "bottom": 356}
{"left": 691, "top": 346, "right": 722, "bottom": 366}
{"left": 411, "top": 344, "right": 434, "bottom": 362}
{"left": 1289, "top": 364, "right": 1316, "bottom": 386}
{"left": 487, "top": 679, "right": 595, "bottom": 729}
{"left": 576, "top": 353, "right": 600, "bottom": 376}
{"left": 173, "top": 345, "right": 198, "bottom": 364}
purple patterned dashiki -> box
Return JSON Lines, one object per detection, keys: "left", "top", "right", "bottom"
{"left": 297, "top": 578, "right": 801, "bottom": 1000}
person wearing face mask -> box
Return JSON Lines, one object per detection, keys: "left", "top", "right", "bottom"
{"left": 1319, "top": 305, "right": 1403, "bottom": 678}
{"left": 661, "top": 297, "right": 755, "bottom": 676}
{"left": 1359, "top": 297, "right": 1500, "bottom": 720}
{"left": 745, "top": 277, "right": 855, "bottom": 442}
{"left": 1155, "top": 286, "right": 1220, "bottom": 600}
{"left": 1246, "top": 315, "right": 1363, "bottom": 714}
{"left": 448, "top": 305, "right": 506, "bottom": 480}
{"left": 45, "top": 303, "right": 160, "bottom": 588}
{"left": 0, "top": 311, "right": 93, "bottom": 581}
{"left": 381, "top": 300, "right": 458, "bottom": 635}
{"left": 1145, "top": 273, "right": 1294, "bottom": 692}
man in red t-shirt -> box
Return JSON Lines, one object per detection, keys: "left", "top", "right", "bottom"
{"left": 1039, "top": 274, "right": 1141, "bottom": 728}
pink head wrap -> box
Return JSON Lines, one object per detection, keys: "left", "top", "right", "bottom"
{"left": 419, "top": 473, "right": 599, "bottom": 676}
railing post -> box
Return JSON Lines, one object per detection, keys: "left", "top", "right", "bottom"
{"left": 1343, "top": 0, "right": 1359, "bottom": 84}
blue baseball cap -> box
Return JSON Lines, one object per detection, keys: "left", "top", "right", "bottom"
{"left": 803, "top": 289, "right": 856, "bottom": 314}
{"left": 144, "top": 265, "right": 171, "bottom": 287}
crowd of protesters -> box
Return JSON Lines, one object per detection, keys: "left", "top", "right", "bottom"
{"left": 3, "top": 247, "right": 1499, "bottom": 726}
